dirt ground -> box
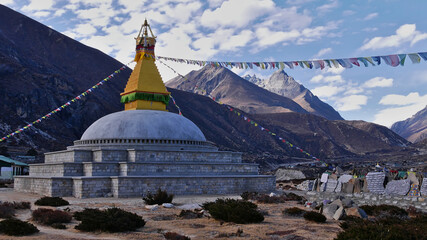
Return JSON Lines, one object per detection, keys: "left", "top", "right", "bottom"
{"left": 0, "top": 188, "right": 341, "bottom": 240}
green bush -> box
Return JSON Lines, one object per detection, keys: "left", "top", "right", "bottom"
{"left": 35, "top": 196, "right": 69, "bottom": 207}
{"left": 74, "top": 207, "right": 146, "bottom": 232}
{"left": 164, "top": 231, "right": 191, "bottom": 240}
{"left": 0, "top": 219, "right": 39, "bottom": 236}
{"left": 202, "top": 199, "right": 264, "bottom": 224}
{"left": 143, "top": 188, "right": 174, "bottom": 205}
{"left": 32, "top": 208, "right": 72, "bottom": 225}
{"left": 335, "top": 214, "right": 427, "bottom": 240}
{"left": 283, "top": 207, "right": 306, "bottom": 217}
{"left": 303, "top": 211, "right": 326, "bottom": 223}
{"left": 360, "top": 205, "right": 408, "bottom": 219}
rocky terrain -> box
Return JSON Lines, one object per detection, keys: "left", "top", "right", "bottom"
{"left": 392, "top": 105, "right": 427, "bottom": 143}
{"left": 244, "top": 71, "right": 343, "bottom": 120}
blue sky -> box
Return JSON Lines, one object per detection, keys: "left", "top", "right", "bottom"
{"left": 1, "top": 0, "right": 427, "bottom": 127}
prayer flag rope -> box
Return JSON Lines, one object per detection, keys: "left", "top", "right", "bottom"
{"left": 159, "top": 60, "right": 325, "bottom": 165}
{"left": 155, "top": 52, "right": 427, "bottom": 70}
{"left": 0, "top": 65, "right": 129, "bottom": 142}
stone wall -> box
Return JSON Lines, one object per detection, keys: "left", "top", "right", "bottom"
{"left": 127, "top": 150, "right": 242, "bottom": 163}
{"left": 93, "top": 150, "right": 127, "bottom": 162}
{"left": 304, "top": 191, "right": 427, "bottom": 212}
{"left": 30, "top": 163, "right": 83, "bottom": 177}
{"left": 72, "top": 177, "right": 111, "bottom": 198}
{"left": 83, "top": 163, "right": 120, "bottom": 176}
{"left": 14, "top": 177, "right": 73, "bottom": 197}
{"left": 119, "top": 162, "right": 259, "bottom": 176}
{"left": 45, "top": 150, "right": 92, "bottom": 163}
{"left": 111, "top": 176, "right": 276, "bottom": 198}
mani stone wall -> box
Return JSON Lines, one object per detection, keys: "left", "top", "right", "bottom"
{"left": 304, "top": 191, "right": 427, "bottom": 212}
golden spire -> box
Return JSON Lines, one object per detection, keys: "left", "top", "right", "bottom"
{"left": 120, "top": 20, "right": 170, "bottom": 111}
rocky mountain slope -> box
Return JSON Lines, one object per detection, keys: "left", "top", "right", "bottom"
{"left": 166, "top": 65, "right": 308, "bottom": 115}
{"left": 391, "top": 105, "right": 427, "bottom": 143}
{"left": 244, "top": 70, "right": 343, "bottom": 120}
{"left": 0, "top": 4, "right": 131, "bottom": 150}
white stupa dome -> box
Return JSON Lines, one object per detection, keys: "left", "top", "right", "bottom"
{"left": 80, "top": 110, "right": 206, "bottom": 141}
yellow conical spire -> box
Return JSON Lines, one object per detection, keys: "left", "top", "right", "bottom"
{"left": 120, "top": 20, "right": 170, "bottom": 111}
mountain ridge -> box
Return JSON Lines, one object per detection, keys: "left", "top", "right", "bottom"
{"left": 244, "top": 70, "right": 343, "bottom": 120}
{"left": 391, "top": 105, "right": 427, "bottom": 143}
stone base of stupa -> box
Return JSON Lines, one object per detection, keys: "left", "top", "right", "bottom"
{"left": 15, "top": 110, "right": 276, "bottom": 198}
{"left": 14, "top": 147, "right": 275, "bottom": 198}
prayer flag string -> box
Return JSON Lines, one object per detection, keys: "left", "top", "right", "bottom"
{"left": 155, "top": 52, "right": 427, "bottom": 70}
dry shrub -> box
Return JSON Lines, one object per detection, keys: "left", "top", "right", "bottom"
{"left": 32, "top": 208, "right": 72, "bottom": 225}
{"left": 0, "top": 219, "right": 39, "bottom": 236}
{"left": 202, "top": 199, "right": 264, "bottom": 224}
{"left": 303, "top": 211, "right": 326, "bottom": 223}
{"left": 74, "top": 207, "right": 145, "bottom": 232}
{"left": 143, "top": 188, "right": 174, "bottom": 205}
{"left": 35, "top": 196, "right": 69, "bottom": 207}
{"left": 164, "top": 231, "right": 191, "bottom": 240}
{"left": 283, "top": 207, "right": 306, "bottom": 217}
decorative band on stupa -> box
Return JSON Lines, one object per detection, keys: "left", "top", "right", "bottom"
{"left": 120, "top": 19, "right": 170, "bottom": 111}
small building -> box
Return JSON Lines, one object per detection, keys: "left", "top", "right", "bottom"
{"left": 0, "top": 155, "right": 28, "bottom": 180}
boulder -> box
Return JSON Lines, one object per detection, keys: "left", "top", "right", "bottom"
{"left": 330, "top": 199, "right": 343, "bottom": 208}
{"left": 162, "top": 203, "right": 174, "bottom": 208}
{"left": 345, "top": 207, "right": 367, "bottom": 219}
{"left": 145, "top": 204, "right": 159, "bottom": 211}
{"left": 323, "top": 204, "right": 339, "bottom": 220}
{"left": 275, "top": 169, "right": 306, "bottom": 181}
{"left": 385, "top": 179, "right": 411, "bottom": 196}
{"left": 333, "top": 206, "right": 345, "bottom": 220}
{"left": 341, "top": 198, "right": 353, "bottom": 208}
{"left": 177, "top": 203, "right": 202, "bottom": 210}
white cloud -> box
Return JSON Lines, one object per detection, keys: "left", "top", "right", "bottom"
{"left": 257, "top": 6, "right": 312, "bottom": 30}
{"left": 286, "top": 0, "right": 314, "bottom": 5}
{"left": 362, "top": 27, "right": 378, "bottom": 32}
{"left": 207, "top": 0, "right": 223, "bottom": 8}
{"left": 336, "top": 95, "right": 368, "bottom": 111}
{"left": 363, "top": 77, "right": 393, "bottom": 88}
{"left": 53, "top": 9, "right": 66, "bottom": 17}
{"left": 255, "top": 27, "right": 300, "bottom": 47}
{"left": 360, "top": 24, "right": 427, "bottom": 50}
{"left": 326, "top": 67, "right": 345, "bottom": 74}
{"left": 342, "top": 10, "right": 355, "bottom": 16}
{"left": 200, "top": 0, "right": 275, "bottom": 29}
{"left": 32, "top": 11, "right": 51, "bottom": 17}
{"left": 0, "top": 0, "right": 14, "bottom": 5}
{"left": 21, "top": 0, "right": 54, "bottom": 11}
{"left": 220, "top": 30, "right": 254, "bottom": 50}
{"left": 374, "top": 92, "right": 427, "bottom": 127}
{"left": 310, "top": 75, "right": 324, "bottom": 83}
{"left": 363, "top": 13, "right": 378, "bottom": 21}
{"left": 314, "top": 47, "right": 332, "bottom": 58}
{"left": 374, "top": 103, "right": 427, "bottom": 127}
{"left": 311, "top": 75, "right": 344, "bottom": 84}
{"left": 379, "top": 92, "right": 427, "bottom": 106}
{"left": 316, "top": 0, "right": 338, "bottom": 14}
{"left": 312, "top": 85, "right": 343, "bottom": 98}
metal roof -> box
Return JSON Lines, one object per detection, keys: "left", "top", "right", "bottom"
{"left": 0, "top": 155, "right": 28, "bottom": 167}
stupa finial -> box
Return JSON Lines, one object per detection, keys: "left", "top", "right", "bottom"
{"left": 120, "top": 20, "right": 170, "bottom": 111}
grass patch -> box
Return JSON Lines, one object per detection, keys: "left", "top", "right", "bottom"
{"left": 74, "top": 207, "right": 145, "bottom": 232}
{"left": 35, "top": 196, "right": 69, "bottom": 207}
{"left": 303, "top": 211, "right": 326, "bottom": 223}
{"left": 32, "top": 208, "right": 72, "bottom": 226}
{"left": 0, "top": 219, "right": 39, "bottom": 236}
{"left": 240, "top": 192, "right": 306, "bottom": 204}
{"left": 202, "top": 198, "right": 264, "bottom": 224}
{"left": 143, "top": 188, "right": 174, "bottom": 205}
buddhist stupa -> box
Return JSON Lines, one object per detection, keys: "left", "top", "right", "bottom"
{"left": 14, "top": 21, "right": 275, "bottom": 198}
